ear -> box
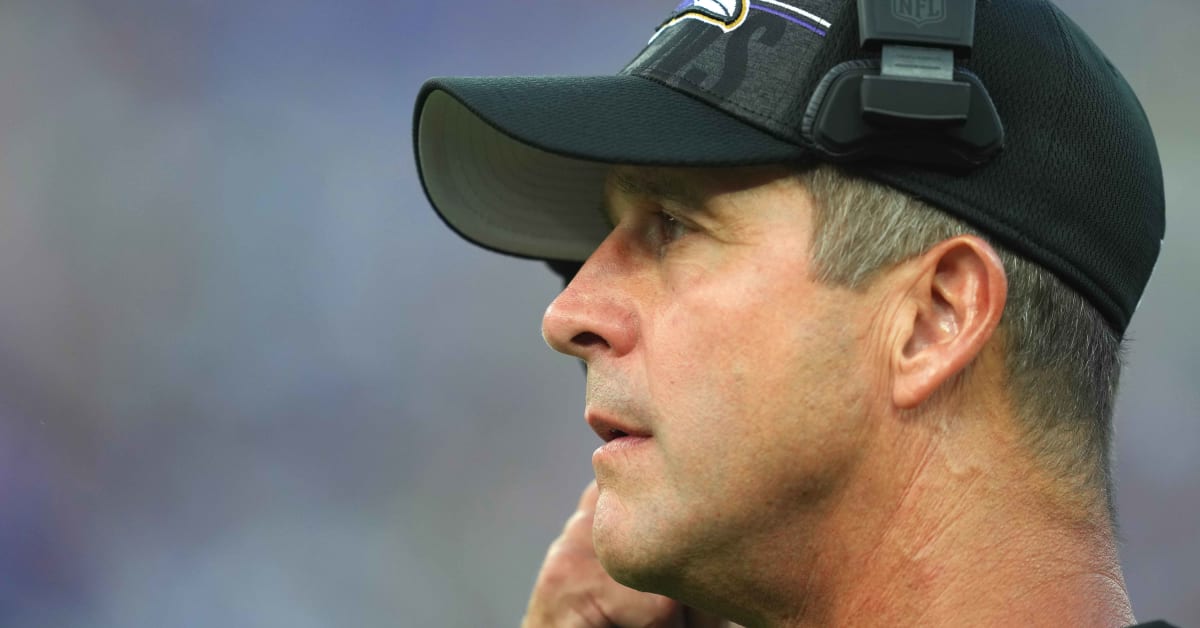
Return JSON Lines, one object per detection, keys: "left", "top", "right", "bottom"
{"left": 891, "top": 236, "right": 1007, "bottom": 409}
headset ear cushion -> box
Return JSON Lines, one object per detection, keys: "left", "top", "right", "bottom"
{"left": 802, "top": 60, "right": 1005, "bottom": 170}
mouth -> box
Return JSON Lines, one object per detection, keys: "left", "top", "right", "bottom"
{"left": 599, "top": 427, "right": 631, "bottom": 442}
{"left": 588, "top": 409, "right": 654, "bottom": 466}
{"left": 586, "top": 410, "right": 650, "bottom": 443}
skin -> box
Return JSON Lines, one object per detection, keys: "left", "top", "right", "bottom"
{"left": 526, "top": 165, "right": 1136, "bottom": 627}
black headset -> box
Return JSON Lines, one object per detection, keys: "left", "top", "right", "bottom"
{"left": 804, "top": 0, "right": 1004, "bottom": 169}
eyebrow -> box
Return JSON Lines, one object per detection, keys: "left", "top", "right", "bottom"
{"left": 611, "top": 169, "right": 706, "bottom": 208}
{"left": 600, "top": 168, "right": 720, "bottom": 229}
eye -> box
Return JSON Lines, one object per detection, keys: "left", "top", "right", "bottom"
{"left": 656, "top": 209, "right": 690, "bottom": 246}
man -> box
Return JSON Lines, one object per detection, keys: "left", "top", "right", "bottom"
{"left": 414, "top": 0, "right": 1174, "bottom": 626}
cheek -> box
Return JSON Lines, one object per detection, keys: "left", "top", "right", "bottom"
{"left": 647, "top": 267, "right": 869, "bottom": 474}
{"left": 649, "top": 274, "right": 779, "bottom": 401}
{"left": 654, "top": 255, "right": 817, "bottom": 385}
{"left": 646, "top": 261, "right": 830, "bottom": 447}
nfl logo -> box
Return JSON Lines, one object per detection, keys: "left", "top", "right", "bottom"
{"left": 891, "top": 0, "right": 947, "bottom": 27}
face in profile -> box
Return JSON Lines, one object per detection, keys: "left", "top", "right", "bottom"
{"left": 541, "top": 165, "right": 881, "bottom": 596}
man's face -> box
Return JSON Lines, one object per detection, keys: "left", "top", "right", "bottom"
{"left": 541, "top": 165, "right": 878, "bottom": 594}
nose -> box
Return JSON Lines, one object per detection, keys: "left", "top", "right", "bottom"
{"left": 541, "top": 231, "right": 639, "bottom": 362}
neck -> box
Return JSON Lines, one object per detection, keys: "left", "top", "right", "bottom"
{"left": 824, "top": 476, "right": 1133, "bottom": 627}
{"left": 726, "top": 408, "right": 1134, "bottom": 628}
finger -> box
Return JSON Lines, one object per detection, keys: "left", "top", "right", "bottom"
{"left": 682, "top": 606, "right": 740, "bottom": 628}
{"left": 554, "top": 481, "right": 600, "bottom": 551}
{"left": 577, "top": 479, "right": 600, "bottom": 511}
{"left": 594, "top": 583, "right": 684, "bottom": 628}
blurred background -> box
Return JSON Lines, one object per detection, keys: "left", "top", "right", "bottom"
{"left": 0, "top": 0, "right": 1195, "bottom": 625}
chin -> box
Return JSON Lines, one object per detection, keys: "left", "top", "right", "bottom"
{"left": 593, "top": 498, "right": 688, "bottom": 595}
{"left": 593, "top": 498, "right": 648, "bottom": 577}
{"left": 597, "top": 542, "right": 678, "bottom": 594}
{"left": 592, "top": 502, "right": 641, "bottom": 579}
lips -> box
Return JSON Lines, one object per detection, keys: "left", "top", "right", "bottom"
{"left": 588, "top": 409, "right": 654, "bottom": 466}
{"left": 586, "top": 410, "right": 651, "bottom": 443}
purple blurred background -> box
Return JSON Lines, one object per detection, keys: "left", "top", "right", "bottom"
{"left": 0, "top": 0, "right": 1195, "bottom": 625}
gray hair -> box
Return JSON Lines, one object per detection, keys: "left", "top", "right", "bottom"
{"left": 797, "top": 165, "right": 1122, "bottom": 524}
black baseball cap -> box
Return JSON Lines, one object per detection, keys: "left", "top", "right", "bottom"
{"left": 413, "top": 0, "right": 1164, "bottom": 334}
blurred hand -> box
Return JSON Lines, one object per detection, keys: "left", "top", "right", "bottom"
{"left": 521, "top": 480, "right": 737, "bottom": 628}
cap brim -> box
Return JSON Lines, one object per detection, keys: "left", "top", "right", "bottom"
{"left": 414, "top": 75, "right": 808, "bottom": 262}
